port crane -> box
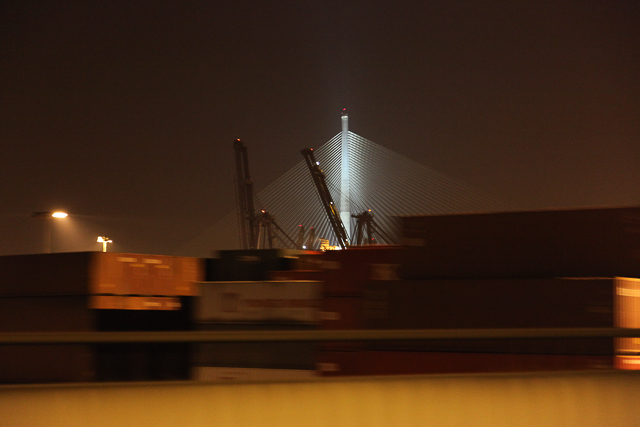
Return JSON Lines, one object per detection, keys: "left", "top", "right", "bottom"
{"left": 301, "top": 147, "right": 395, "bottom": 249}
{"left": 301, "top": 148, "right": 351, "bottom": 249}
{"left": 351, "top": 209, "right": 395, "bottom": 246}
{"left": 234, "top": 139, "right": 299, "bottom": 250}
{"left": 234, "top": 139, "right": 258, "bottom": 249}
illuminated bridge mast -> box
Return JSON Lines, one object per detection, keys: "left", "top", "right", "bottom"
{"left": 340, "top": 108, "right": 351, "bottom": 239}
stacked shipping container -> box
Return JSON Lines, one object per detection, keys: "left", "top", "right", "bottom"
{"left": 0, "top": 252, "right": 203, "bottom": 383}
{"left": 401, "top": 206, "right": 640, "bottom": 371}
{"left": 317, "top": 207, "right": 640, "bottom": 376}
{"left": 5, "top": 206, "right": 640, "bottom": 383}
{"left": 192, "top": 249, "right": 323, "bottom": 381}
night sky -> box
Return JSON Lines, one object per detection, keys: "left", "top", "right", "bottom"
{"left": 1, "top": 1, "right": 639, "bottom": 256}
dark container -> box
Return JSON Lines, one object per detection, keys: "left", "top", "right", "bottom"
{"left": 294, "top": 253, "right": 324, "bottom": 271}
{"left": 317, "top": 350, "right": 613, "bottom": 377}
{"left": 205, "top": 258, "right": 222, "bottom": 281}
{"left": 365, "top": 278, "right": 616, "bottom": 330}
{"left": 193, "top": 324, "right": 318, "bottom": 372}
{"left": 215, "top": 249, "right": 310, "bottom": 281}
{"left": 0, "top": 293, "right": 194, "bottom": 383}
{"left": 0, "top": 345, "right": 95, "bottom": 384}
{"left": 0, "top": 252, "right": 204, "bottom": 297}
{"left": 0, "top": 252, "right": 92, "bottom": 296}
{"left": 194, "top": 342, "right": 317, "bottom": 371}
{"left": 0, "top": 295, "right": 95, "bottom": 332}
{"left": 322, "top": 296, "right": 366, "bottom": 330}
{"left": 94, "top": 343, "right": 191, "bottom": 381}
{"left": 322, "top": 245, "right": 401, "bottom": 296}
{"left": 0, "top": 295, "right": 95, "bottom": 383}
{"left": 401, "top": 206, "right": 640, "bottom": 279}
{"left": 318, "top": 277, "right": 624, "bottom": 356}
{"left": 269, "top": 270, "right": 324, "bottom": 281}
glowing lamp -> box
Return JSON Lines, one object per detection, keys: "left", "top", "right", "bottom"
{"left": 97, "top": 236, "right": 113, "bottom": 252}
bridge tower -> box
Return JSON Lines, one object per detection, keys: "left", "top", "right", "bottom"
{"left": 340, "top": 108, "right": 351, "bottom": 239}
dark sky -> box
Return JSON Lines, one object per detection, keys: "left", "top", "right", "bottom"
{"left": 1, "top": 1, "right": 639, "bottom": 256}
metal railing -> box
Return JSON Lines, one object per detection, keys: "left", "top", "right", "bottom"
{"left": 1, "top": 327, "right": 639, "bottom": 344}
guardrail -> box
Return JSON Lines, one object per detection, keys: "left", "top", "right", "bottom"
{"left": 1, "top": 327, "right": 639, "bottom": 344}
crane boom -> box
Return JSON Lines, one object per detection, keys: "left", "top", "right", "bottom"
{"left": 233, "top": 139, "right": 257, "bottom": 249}
{"left": 234, "top": 139, "right": 301, "bottom": 250}
{"left": 301, "top": 148, "right": 350, "bottom": 249}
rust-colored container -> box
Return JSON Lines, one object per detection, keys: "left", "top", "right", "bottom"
{"left": 364, "top": 277, "right": 616, "bottom": 330}
{"left": 88, "top": 295, "right": 182, "bottom": 310}
{"left": 322, "top": 245, "right": 401, "bottom": 296}
{"left": 401, "top": 206, "right": 640, "bottom": 279}
{"left": 318, "top": 277, "right": 625, "bottom": 356}
{"left": 321, "top": 296, "right": 365, "bottom": 330}
{"left": 294, "top": 252, "right": 324, "bottom": 271}
{"left": 317, "top": 350, "right": 613, "bottom": 377}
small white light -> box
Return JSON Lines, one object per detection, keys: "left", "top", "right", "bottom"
{"left": 51, "top": 212, "right": 68, "bottom": 218}
{"left": 97, "top": 236, "right": 113, "bottom": 252}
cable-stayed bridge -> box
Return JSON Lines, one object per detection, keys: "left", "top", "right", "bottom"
{"left": 176, "top": 128, "right": 510, "bottom": 257}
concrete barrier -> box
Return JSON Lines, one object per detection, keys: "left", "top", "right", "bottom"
{"left": 1, "top": 370, "right": 639, "bottom": 427}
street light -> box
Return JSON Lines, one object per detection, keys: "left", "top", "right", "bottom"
{"left": 32, "top": 211, "right": 68, "bottom": 253}
{"left": 97, "top": 236, "right": 112, "bottom": 252}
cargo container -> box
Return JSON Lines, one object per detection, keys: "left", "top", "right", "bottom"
{"left": 194, "top": 341, "right": 317, "bottom": 371}
{"left": 321, "top": 296, "right": 366, "bottom": 330}
{"left": 0, "top": 295, "right": 93, "bottom": 383}
{"left": 317, "top": 350, "right": 613, "bottom": 377}
{"left": 364, "top": 277, "right": 617, "bottom": 330}
{"left": 321, "top": 245, "right": 401, "bottom": 296}
{"left": 89, "top": 295, "right": 182, "bottom": 310}
{"left": 614, "top": 277, "right": 640, "bottom": 364}
{"left": 320, "top": 278, "right": 620, "bottom": 331}
{"left": 0, "top": 345, "right": 95, "bottom": 384}
{"left": 211, "top": 249, "right": 318, "bottom": 281}
{"left": 94, "top": 342, "right": 191, "bottom": 381}
{"left": 269, "top": 270, "right": 323, "bottom": 281}
{"left": 192, "top": 323, "right": 318, "bottom": 379}
{"left": 401, "top": 206, "right": 640, "bottom": 279}
{"left": 193, "top": 366, "right": 318, "bottom": 382}
{"left": 0, "top": 293, "right": 194, "bottom": 383}
{"left": 615, "top": 355, "right": 640, "bottom": 370}
{"left": 320, "top": 277, "right": 640, "bottom": 356}
{"left": 195, "top": 281, "right": 322, "bottom": 325}
{"left": 0, "top": 252, "right": 203, "bottom": 297}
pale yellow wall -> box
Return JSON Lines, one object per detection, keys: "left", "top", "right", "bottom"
{"left": 1, "top": 371, "right": 639, "bottom": 427}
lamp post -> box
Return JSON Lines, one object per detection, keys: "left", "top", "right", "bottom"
{"left": 97, "top": 236, "right": 112, "bottom": 252}
{"left": 32, "top": 211, "right": 68, "bottom": 253}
